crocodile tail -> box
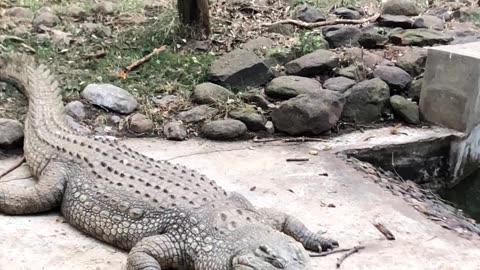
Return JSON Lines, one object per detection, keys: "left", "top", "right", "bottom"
{"left": 0, "top": 52, "right": 61, "bottom": 100}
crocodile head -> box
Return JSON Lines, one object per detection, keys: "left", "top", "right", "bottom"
{"left": 228, "top": 226, "right": 312, "bottom": 270}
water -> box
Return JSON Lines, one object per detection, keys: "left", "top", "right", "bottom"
{"left": 442, "top": 170, "right": 480, "bottom": 222}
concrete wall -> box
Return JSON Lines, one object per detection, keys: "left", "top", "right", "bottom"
{"left": 419, "top": 41, "right": 480, "bottom": 183}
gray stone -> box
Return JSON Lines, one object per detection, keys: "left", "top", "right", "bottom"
{"left": 332, "top": 7, "right": 361, "bottom": 19}
{"left": 230, "top": 110, "right": 267, "bottom": 131}
{"left": 390, "top": 95, "right": 420, "bottom": 124}
{"left": 192, "top": 82, "right": 235, "bottom": 104}
{"left": 395, "top": 47, "right": 427, "bottom": 76}
{"left": 265, "top": 121, "right": 275, "bottom": 134}
{"left": 285, "top": 49, "right": 339, "bottom": 76}
{"left": 323, "top": 76, "right": 356, "bottom": 93}
{"left": 94, "top": 1, "right": 117, "bottom": 15}
{"left": 295, "top": 4, "right": 326, "bottom": 22}
{"left": 209, "top": 49, "right": 273, "bottom": 88}
{"left": 408, "top": 77, "right": 423, "bottom": 102}
{"left": 201, "top": 119, "right": 247, "bottom": 140}
{"left": 163, "top": 120, "right": 188, "bottom": 141}
{"left": 81, "top": 23, "right": 112, "bottom": 37}
{"left": 50, "top": 29, "right": 73, "bottom": 49}
{"left": 377, "top": 14, "right": 413, "bottom": 28}
{"left": 323, "top": 26, "right": 362, "bottom": 48}
{"left": 358, "top": 28, "right": 389, "bottom": 48}
{"left": 81, "top": 83, "right": 138, "bottom": 114}
{"left": 266, "top": 24, "right": 295, "bottom": 36}
{"left": 239, "top": 90, "right": 270, "bottom": 109}
{"left": 65, "top": 101, "right": 86, "bottom": 120}
{"left": 128, "top": 113, "right": 153, "bottom": 134}
{"left": 382, "top": 0, "right": 420, "bottom": 16}
{"left": 266, "top": 76, "right": 323, "bottom": 100}
{"left": 66, "top": 5, "right": 87, "bottom": 20}
{"left": 33, "top": 11, "right": 60, "bottom": 30}
{"left": 0, "top": 119, "right": 23, "bottom": 148}
{"left": 177, "top": 105, "right": 219, "bottom": 123}
{"left": 373, "top": 65, "right": 412, "bottom": 91}
{"left": 272, "top": 90, "right": 345, "bottom": 135}
{"left": 5, "top": 7, "right": 34, "bottom": 20}
{"left": 243, "top": 37, "right": 274, "bottom": 53}
{"left": 412, "top": 15, "right": 445, "bottom": 31}
{"left": 342, "top": 78, "right": 390, "bottom": 123}
{"left": 390, "top": 29, "right": 453, "bottom": 46}
{"left": 111, "top": 115, "right": 121, "bottom": 124}
{"left": 335, "top": 65, "right": 364, "bottom": 80}
{"left": 153, "top": 95, "right": 179, "bottom": 107}
{"left": 344, "top": 47, "right": 390, "bottom": 69}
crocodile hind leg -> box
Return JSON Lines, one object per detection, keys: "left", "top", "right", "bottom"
{"left": 127, "top": 234, "right": 183, "bottom": 270}
{"left": 258, "top": 208, "right": 339, "bottom": 252}
{"left": 0, "top": 162, "right": 67, "bottom": 215}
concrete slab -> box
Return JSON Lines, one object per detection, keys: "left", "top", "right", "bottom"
{"left": 1, "top": 131, "right": 480, "bottom": 270}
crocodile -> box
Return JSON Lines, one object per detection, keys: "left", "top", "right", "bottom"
{"left": 0, "top": 53, "right": 339, "bottom": 270}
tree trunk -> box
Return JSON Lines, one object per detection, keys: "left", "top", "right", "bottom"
{"left": 177, "top": 0, "right": 211, "bottom": 37}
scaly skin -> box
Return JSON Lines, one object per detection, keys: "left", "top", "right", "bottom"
{"left": 0, "top": 53, "right": 339, "bottom": 270}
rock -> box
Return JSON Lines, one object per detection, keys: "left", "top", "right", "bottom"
{"left": 358, "top": 28, "right": 389, "bottom": 48}
{"left": 0, "top": 119, "right": 24, "bottom": 148}
{"left": 128, "top": 113, "right": 153, "bottom": 133}
{"left": 412, "top": 15, "right": 445, "bottom": 30}
{"left": 13, "top": 25, "right": 29, "bottom": 36}
{"left": 81, "top": 22, "right": 112, "bottom": 37}
{"left": 265, "top": 121, "right": 275, "bottom": 134}
{"left": 395, "top": 47, "right": 427, "bottom": 76}
{"left": 323, "top": 26, "right": 362, "bottom": 48}
{"left": 272, "top": 91, "right": 345, "bottom": 135}
{"left": 201, "top": 119, "right": 247, "bottom": 140}
{"left": 408, "top": 77, "right": 423, "bottom": 102}
{"left": 65, "top": 101, "right": 86, "bottom": 119}
{"left": 243, "top": 37, "right": 274, "bottom": 54}
{"left": 342, "top": 78, "right": 390, "bottom": 123}
{"left": 111, "top": 115, "right": 121, "bottom": 124}
{"left": 285, "top": 49, "right": 339, "bottom": 76}
{"left": 377, "top": 15, "right": 413, "bottom": 28}
{"left": 50, "top": 29, "right": 73, "bottom": 49}
{"left": 335, "top": 65, "right": 365, "bottom": 80}
{"left": 382, "top": 0, "right": 420, "bottom": 16}
{"left": 373, "top": 65, "right": 412, "bottom": 91}
{"left": 163, "top": 120, "right": 188, "bottom": 140}
{"left": 192, "top": 82, "right": 235, "bottom": 104}
{"left": 177, "top": 105, "right": 219, "bottom": 123}
{"left": 66, "top": 5, "right": 87, "bottom": 20}
{"left": 33, "top": 11, "right": 60, "bottom": 30}
{"left": 209, "top": 49, "right": 273, "bottom": 88}
{"left": 390, "top": 29, "right": 453, "bottom": 46}
{"left": 239, "top": 90, "right": 270, "bottom": 109}
{"left": 266, "top": 76, "right": 323, "bottom": 100}
{"left": 344, "top": 48, "right": 390, "bottom": 69}
{"left": 230, "top": 110, "right": 267, "bottom": 131}
{"left": 66, "top": 116, "right": 92, "bottom": 135}
{"left": 153, "top": 95, "right": 179, "bottom": 107}
{"left": 295, "top": 4, "right": 326, "bottom": 22}
{"left": 323, "top": 76, "right": 356, "bottom": 93}
{"left": 94, "top": 1, "right": 117, "bottom": 15}
{"left": 5, "top": 7, "right": 34, "bottom": 20}
{"left": 81, "top": 83, "right": 138, "bottom": 114}
{"left": 390, "top": 95, "right": 420, "bottom": 124}
{"left": 332, "top": 7, "right": 362, "bottom": 19}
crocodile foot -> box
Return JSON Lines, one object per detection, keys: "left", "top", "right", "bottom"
{"left": 306, "top": 235, "right": 339, "bottom": 252}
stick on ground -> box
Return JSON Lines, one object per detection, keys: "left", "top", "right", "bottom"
{"left": 373, "top": 222, "right": 396, "bottom": 240}
{"left": 0, "top": 156, "right": 26, "bottom": 179}
{"left": 262, "top": 14, "right": 380, "bottom": 29}
{"left": 119, "top": 45, "right": 167, "bottom": 79}
{"left": 336, "top": 246, "right": 365, "bottom": 268}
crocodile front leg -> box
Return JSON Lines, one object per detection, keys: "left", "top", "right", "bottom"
{"left": 127, "top": 234, "right": 184, "bottom": 270}
{"left": 0, "top": 162, "right": 67, "bottom": 215}
{"left": 259, "top": 208, "right": 339, "bottom": 252}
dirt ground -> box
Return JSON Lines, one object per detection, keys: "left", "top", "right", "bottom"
{"left": 1, "top": 130, "right": 480, "bottom": 270}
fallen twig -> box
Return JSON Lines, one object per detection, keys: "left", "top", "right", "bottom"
{"left": 336, "top": 246, "right": 365, "bottom": 268}
{"left": 262, "top": 14, "right": 380, "bottom": 29}
{"left": 373, "top": 222, "right": 396, "bottom": 240}
{"left": 253, "top": 136, "right": 326, "bottom": 143}
{"left": 0, "top": 156, "right": 26, "bottom": 179}
{"left": 309, "top": 248, "right": 355, "bottom": 257}
{"left": 286, "top": 158, "right": 309, "bottom": 162}
{"left": 119, "top": 45, "right": 167, "bottom": 79}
